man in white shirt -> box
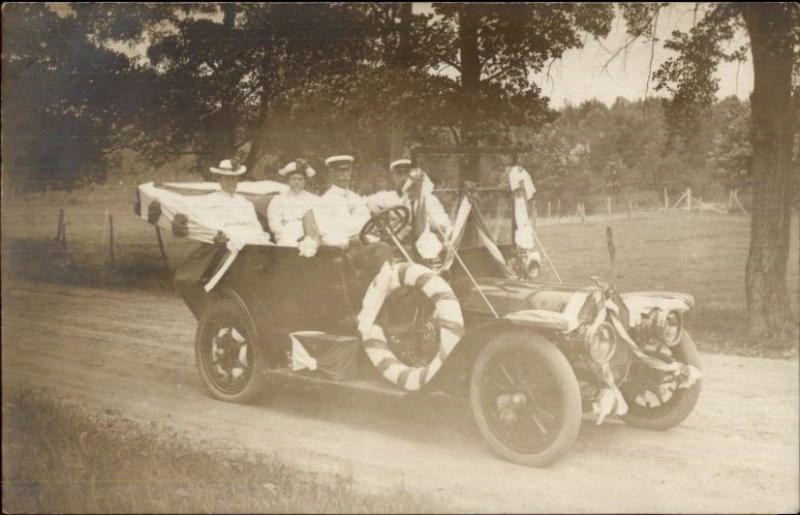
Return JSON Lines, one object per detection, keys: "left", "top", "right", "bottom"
{"left": 319, "top": 155, "right": 371, "bottom": 240}
{"left": 366, "top": 159, "right": 452, "bottom": 238}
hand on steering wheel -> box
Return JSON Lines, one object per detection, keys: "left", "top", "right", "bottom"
{"left": 359, "top": 205, "right": 411, "bottom": 245}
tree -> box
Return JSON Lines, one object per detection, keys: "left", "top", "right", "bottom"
{"left": 75, "top": 3, "right": 387, "bottom": 175}
{"left": 651, "top": 3, "right": 799, "bottom": 340}
{"left": 708, "top": 97, "right": 752, "bottom": 191}
{"left": 1, "top": 4, "right": 139, "bottom": 192}
{"left": 427, "top": 3, "right": 615, "bottom": 182}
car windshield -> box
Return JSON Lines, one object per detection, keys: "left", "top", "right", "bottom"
{"left": 419, "top": 152, "right": 521, "bottom": 248}
{"left": 435, "top": 188, "right": 516, "bottom": 247}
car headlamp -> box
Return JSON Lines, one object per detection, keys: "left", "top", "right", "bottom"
{"left": 655, "top": 308, "right": 683, "bottom": 346}
{"left": 586, "top": 322, "right": 616, "bottom": 364}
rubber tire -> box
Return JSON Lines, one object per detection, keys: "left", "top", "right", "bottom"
{"left": 621, "top": 330, "right": 702, "bottom": 431}
{"left": 195, "top": 299, "right": 267, "bottom": 404}
{"left": 470, "top": 331, "right": 582, "bottom": 467}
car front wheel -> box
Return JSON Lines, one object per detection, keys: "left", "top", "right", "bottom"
{"left": 195, "top": 298, "right": 266, "bottom": 403}
{"left": 470, "top": 331, "right": 582, "bottom": 467}
{"left": 620, "top": 330, "right": 701, "bottom": 430}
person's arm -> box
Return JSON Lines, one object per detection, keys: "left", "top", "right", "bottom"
{"left": 266, "top": 195, "right": 283, "bottom": 237}
{"left": 349, "top": 192, "right": 372, "bottom": 234}
{"left": 366, "top": 190, "right": 396, "bottom": 214}
{"left": 426, "top": 194, "right": 452, "bottom": 235}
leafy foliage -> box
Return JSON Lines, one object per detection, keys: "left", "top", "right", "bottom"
{"left": 428, "top": 3, "right": 615, "bottom": 144}
{"left": 2, "top": 4, "right": 141, "bottom": 192}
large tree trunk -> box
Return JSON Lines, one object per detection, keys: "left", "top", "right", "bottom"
{"left": 458, "top": 5, "right": 481, "bottom": 184}
{"left": 740, "top": 4, "right": 797, "bottom": 341}
{"left": 389, "top": 2, "right": 413, "bottom": 162}
{"left": 210, "top": 4, "right": 239, "bottom": 164}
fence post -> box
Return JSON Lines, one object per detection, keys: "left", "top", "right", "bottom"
{"left": 664, "top": 188, "right": 669, "bottom": 210}
{"left": 547, "top": 201, "right": 551, "bottom": 219}
{"left": 606, "top": 196, "right": 612, "bottom": 216}
{"left": 557, "top": 199, "right": 561, "bottom": 221}
{"left": 61, "top": 216, "right": 67, "bottom": 252}
{"left": 108, "top": 214, "right": 115, "bottom": 265}
{"left": 606, "top": 226, "right": 616, "bottom": 283}
{"left": 628, "top": 199, "right": 633, "bottom": 219}
{"left": 580, "top": 202, "right": 586, "bottom": 224}
{"left": 55, "top": 208, "right": 64, "bottom": 242}
{"left": 104, "top": 208, "right": 109, "bottom": 246}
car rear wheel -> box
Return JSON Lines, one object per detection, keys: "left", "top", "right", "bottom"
{"left": 470, "top": 331, "right": 582, "bottom": 467}
{"left": 195, "top": 298, "right": 266, "bottom": 403}
{"left": 621, "top": 330, "right": 701, "bottom": 430}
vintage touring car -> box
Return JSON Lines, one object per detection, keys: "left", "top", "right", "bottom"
{"left": 135, "top": 164, "right": 701, "bottom": 467}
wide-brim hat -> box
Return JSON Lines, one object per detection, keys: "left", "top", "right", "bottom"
{"left": 325, "top": 155, "right": 355, "bottom": 169}
{"left": 278, "top": 160, "right": 316, "bottom": 178}
{"left": 209, "top": 159, "right": 247, "bottom": 176}
{"left": 390, "top": 158, "right": 412, "bottom": 172}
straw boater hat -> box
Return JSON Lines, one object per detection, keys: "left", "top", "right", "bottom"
{"left": 390, "top": 158, "right": 412, "bottom": 171}
{"left": 278, "top": 159, "right": 316, "bottom": 178}
{"left": 209, "top": 158, "right": 247, "bottom": 176}
{"left": 325, "top": 155, "right": 355, "bottom": 169}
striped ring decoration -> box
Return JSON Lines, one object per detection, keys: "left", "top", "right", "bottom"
{"left": 359, "top": 262, "right": 465, "bottom": 391}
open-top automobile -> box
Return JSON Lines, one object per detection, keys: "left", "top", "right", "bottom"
{"left": 135, "top": 152, "right": 701, "bottom": 467}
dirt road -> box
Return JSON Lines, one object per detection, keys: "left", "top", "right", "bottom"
{"left": 2, "top": 280, "right": 798, "bottom": 513}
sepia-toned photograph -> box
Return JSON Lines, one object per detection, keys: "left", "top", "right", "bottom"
{"left": 1, "top": 2, "right": 798, "bottom": 513}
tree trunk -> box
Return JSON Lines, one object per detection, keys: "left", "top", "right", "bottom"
{"left": 245, "top": 99, "right": 270, "bottom": 174}
{"left": 740, "top": 4, "right": 797, "bottom": 341}
{"left": 389, "top": 2, "right": 413, "bottom": 162}
{"left": 245, "top": 31, "right": 275, "bottom": 175}
{"left": 211, "top": 4, "right": 239, "bottom": 163}
{"left": 458, "top": 5, "right": 481, "bottom": 184}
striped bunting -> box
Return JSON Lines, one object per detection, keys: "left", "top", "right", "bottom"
{"left": 358, "top": 262, "right": 465, "bottom": 392}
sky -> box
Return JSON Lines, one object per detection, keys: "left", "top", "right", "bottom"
{"left": 48, "top": 2, "right": 754, "bottom": 108}
{"left": 526, "top": 4, "right": 753, "bottom": 108}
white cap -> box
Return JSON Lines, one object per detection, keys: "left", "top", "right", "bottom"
{"left": 209, "top": 159, "right": 247, "bottom": 176}
{"left": 325, "top": 155, "right": 355, "bottom": 168}
{"left": 278, "top": 160, "right": 316, "bottom": 178}
{"left": 390, "top": 158, "right": 412, "bottom": 171}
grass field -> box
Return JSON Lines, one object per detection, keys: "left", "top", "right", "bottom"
{"left": 1, "top": 389, "right": 439, "bottom": 513}
{"left": 2, "top": 186, "right": 798, "bottom": 356}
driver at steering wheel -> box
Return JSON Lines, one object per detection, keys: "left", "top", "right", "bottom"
{"left": 366, "top": 159, "right": 452, "bottom": 245}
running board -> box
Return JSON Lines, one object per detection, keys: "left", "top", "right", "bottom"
{"left": 262, "top": 368, "right": 408, "bottom": 397}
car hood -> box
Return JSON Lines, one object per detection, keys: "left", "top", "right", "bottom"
{"left": 454, "top": 277, "right": 694, "bottom": 331}
{"left": 453, "top": 276, "right": 596, "bottom": 320}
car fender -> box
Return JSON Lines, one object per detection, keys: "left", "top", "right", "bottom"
{"left": 428, "top": 318, "right": 561, "bottom": 396}
{"left": 215, "top": 285, "right": 278, "bottom": 356}
{"left": 621, "top": 291, "right": 693, "bottom": 327}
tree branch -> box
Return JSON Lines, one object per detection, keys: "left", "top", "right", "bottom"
{"left": 483, "top": 62, "right": 517, "bottom": 83}
{"left": 599, "top": 35, "right": 640, "bottom": 74}
{"left": 439, "top": 56, "right": 462, "bottom": 72}
{"left": 643, "top": 8, "right": 661, "bottom": 105}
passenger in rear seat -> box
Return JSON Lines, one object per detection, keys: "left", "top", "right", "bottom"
{"left": 268, "top": 159, "right": 323, "bottom": 246}
{"left": 204, "top": 158, "right": 273, "bottom": 250}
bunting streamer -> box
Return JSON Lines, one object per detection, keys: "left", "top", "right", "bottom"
{"left": 137, "top": 181, "right": 279, "bottom": 291}
{"left": 357, "top": 262, "right": 465, "bottom": 391}
{"left": 588, "top": 286, "right": 702, "bottom": 424}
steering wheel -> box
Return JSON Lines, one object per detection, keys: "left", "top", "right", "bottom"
{"left": 359, "top": 205, "right": 411, "bottom": 245}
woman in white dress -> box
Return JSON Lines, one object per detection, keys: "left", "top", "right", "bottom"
{"left": 267, "top": 159, "right": 322, "bottom": 246}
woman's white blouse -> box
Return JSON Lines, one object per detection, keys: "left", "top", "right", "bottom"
{"left": 267, "top": 190, "right": 322, "bottom": 246}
